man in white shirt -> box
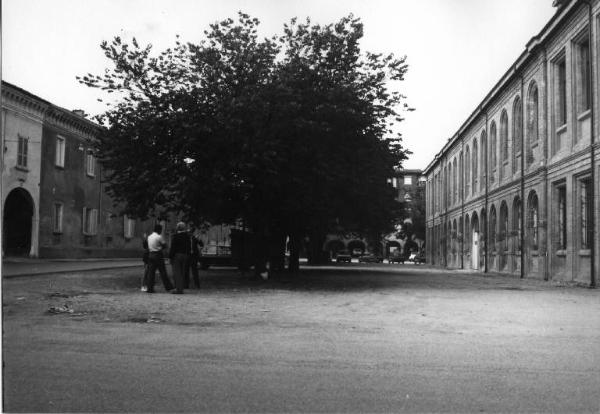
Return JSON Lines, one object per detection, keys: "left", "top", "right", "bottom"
{"left": 145, "top": 224, "right": 174, "bottom": 293}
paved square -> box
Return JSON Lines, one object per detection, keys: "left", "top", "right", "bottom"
{"left": 3, "top": 265, "right": 600, "bottom": 412}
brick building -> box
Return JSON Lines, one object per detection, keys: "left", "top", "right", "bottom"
{"left": 2, "top": 82, "right": 152, "bottom": 258}
{"left": 423, "top": 0, "right": 599, "bottom": 286}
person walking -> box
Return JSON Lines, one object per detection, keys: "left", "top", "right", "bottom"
{"left": 146, "top": 224, "right": 174, "bottom": 293}
{"left": 169, "top": 222, "right": 191, "bottom": 294}
{"left": 185, "top": 227, "right": 202, "bottom": 289}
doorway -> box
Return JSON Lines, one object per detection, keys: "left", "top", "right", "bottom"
{"left": 3, "top": 188, "right": 34, "bottom": 256}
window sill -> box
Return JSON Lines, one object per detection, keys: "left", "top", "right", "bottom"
{"left": 556, "top": 124, "right": 567, "bottom": 134}
{"left": 556, "top": 250, "right": 567, "bottom": 257}
{"left": 577, "top": 109, "right": 591, "bottom": 122}
{"left": 531, "top": 141, "right": 539, "bottom": 149}
{"left": 578, "top": 249, "right": 591, "bottom": 257}
{"left": 15, "top": 165, "right": 29, "bottom": 172}
{"left": 52, "top": 231, "right": 63, "bottom": 235}
{"left": 86, "top": 173, "right": 96, "bottom": 178}
{"left": 55, "top": 165, "right": 65, "bottom": 170}
{"left": 531, "top": 250, "right": 539, "bottom": 257}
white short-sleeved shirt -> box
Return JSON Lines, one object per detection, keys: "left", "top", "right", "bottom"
{"left": 147, "top": 232, "right": 166, "bottom": 252}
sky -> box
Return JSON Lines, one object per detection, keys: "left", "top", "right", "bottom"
{"left": 2, "top": 0, "right": 557, "bottom": 170}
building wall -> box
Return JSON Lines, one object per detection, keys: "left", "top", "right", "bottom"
{"left": 1, "top": 86, "right": 46, "bottom": 257}
{"left": 2, "top": 82, "right": 153, "bottom": 259}
{"left": 424, "top": 0, "right": 600, "bottom": 286}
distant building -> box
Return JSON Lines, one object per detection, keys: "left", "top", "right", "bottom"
{"left": 324, "top": 168, "right": 425, "bottom": 259}
{"left": 1, "top": 81, "right": 153, "bottom": 258}
{"left": 423, "top": 0, "right": 598, "bottom": 286}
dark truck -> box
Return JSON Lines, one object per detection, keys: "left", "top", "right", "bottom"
{"left": 198, "top": 228, "right": 254, "bottom": 270}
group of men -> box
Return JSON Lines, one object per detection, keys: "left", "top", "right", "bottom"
{"left": 142, "top": 222, "right": 202, "bottom": 294}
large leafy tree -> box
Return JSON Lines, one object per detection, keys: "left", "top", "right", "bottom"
{"left": 80, "top": 13, "right": 411, "bottom": 271}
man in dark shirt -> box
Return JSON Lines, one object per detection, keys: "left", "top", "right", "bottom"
{"left": 185, "top": 227, "right": 203, "bottom": 289}
{"left": 169, "top": 222, "right": 191, "bottom": 294}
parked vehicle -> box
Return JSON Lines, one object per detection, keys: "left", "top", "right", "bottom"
{"left": 198, "top": 245, "right": 233, "bottom": 269}
{"left": 358, "top": 254, "right": 383, "bottom": 263}
{"left": 336, "top": 250, "right": 352, "bottom": 263}
{"left": 389, "top": 250, "right": 408, "bottom": 264}
{"left": 413, "top": 251, "right": 426, "bottom": 264}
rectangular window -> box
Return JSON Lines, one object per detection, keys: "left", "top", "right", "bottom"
{"left": 17, "top": 135, "right": 28, "bottom": 168}
{"left": 403, "top": 176, "right": 413, "bottom": 185}
{"left": 575, "top": 36, "right": 591, "bottom": 113}
{"left": 83, "top": 207, "right": 98, "bottom": 235}
{"left": 557, "top": 185, "right": 567, "bottom": 250}
{"left": 53, "top": 203, "right": 63, "bottom": 233}
{"left": 55, "top": 136, "right": 65, "bottom": 167}
{"left": 580, "top": 178, "right": 592, "bottom": 249}
{"left": 555, "top": 56, "right": 567, "bottom": 127}
{"left": 124, "top": 215, "right": 135, "bottom": 239}
{"left": 86, "top": 150, "right": 95, "bottom": 176}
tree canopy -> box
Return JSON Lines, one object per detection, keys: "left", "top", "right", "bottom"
{"left": 79, "top": 12, "right": 412, "bottom": 267}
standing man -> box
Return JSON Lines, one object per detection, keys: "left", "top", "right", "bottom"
{"left": 185, "top": 227, "right": 203, "bottom": 289}
{"left": 169, "top": 222, "right": 191, "bottom": 294}
{"left": 146, "top": 224, "right": 174, "bottom": 293}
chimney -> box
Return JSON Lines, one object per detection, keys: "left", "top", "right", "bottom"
{"left": 72, "top": 109, "right": 86, "bottom": 117}
{"left": 552, "top": 0, "right": 569, "bottom": 8}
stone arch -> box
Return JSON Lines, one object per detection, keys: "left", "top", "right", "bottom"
{"left": 472, "top": 138, "right": 478, "bottom": 193}
{"left": 513, "top": 195, "right": 522, "bottom": 252}
{"left": 512, "top": 96, "right": 523, "bottom": 174}
{"left": 480, "top": 130, "right": 487, "bottom": 187}
{"left": 347, "top": 240, "right": 366, "bottom": 257}
{"left": 527, "top": 190, "right": 539, "bottom": 250}
{"left": 499, "top": 201, "right": 509, "bottom": 270}
{"left": 526, "top": 81, "right": 539, "bottom": 167}
{"left": 3, "top": 188, "right": 35, "bottom": 256}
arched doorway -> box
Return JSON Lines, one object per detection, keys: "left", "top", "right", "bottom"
{"left": 3, "top": 188, "right": 34, "bottom": 256}
{"left": 471, "top": 212, "right": 480, "bottom": 270}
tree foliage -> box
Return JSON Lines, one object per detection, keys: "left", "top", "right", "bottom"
{"left": 79, "top": 12, "right": 412, "bottom": 267}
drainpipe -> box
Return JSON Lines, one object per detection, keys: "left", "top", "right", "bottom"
{"left": 582, "top": 0, "right": 596, "bottom": 288}
{"left": 461, "top": 139, "right": 465, "bottom": 269}
{"left": 484, "top": 109, "right": 489, "bottom": 273}
{"left": 521, "top": 74, "right": 526, "bottom": 279}
{"left": 543, "top": 46, "right": 550, "bottom": 281}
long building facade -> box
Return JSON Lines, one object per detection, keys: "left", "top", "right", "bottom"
{"left": 423, "top": 0, "right": 599, "bottom": 286}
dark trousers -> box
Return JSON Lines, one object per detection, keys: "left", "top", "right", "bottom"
{"left": 185, "top": 255, "right": 200, "bottom": 288}
{"left": 171, "top": 253, "right": 188, "bottom": 293}
{"left": 147, "top": 252, "right": 174, "bottom": 292}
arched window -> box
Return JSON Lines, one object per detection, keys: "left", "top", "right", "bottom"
{"left": 465, "top": 214, "right": 471, "bottom": 252}
{"left": 526, "top": 82, "right": 539, "bottom": 167}
{"left": 453, "top": 158, "right": 457, "bottom": 204}
{"left": 500, "top": 202, "right": 509, "bottom": 252}
{"left": 489, "top": 206, "right": 497, "bottom": 252}
{"left": 448, "top": 163, "right": 452, "bottom": 207}
{"left": 490, "top": 121, "right": 497, "bottom": 182}
{"left": 512, "top": 97, "right": 522, "bottom": 174}
{"left": 480, "top": 131, "right": 486, "bottom": 187}
{"left": 500, "top": 110, "right": 509, "bottom": 162}
{"left": 459, "top": 151, "right": 463, "bottom": 201}
{"left": 444, "top": 165, "right": 448, "bottom": 209}
{"left": 513, "top": 196, "right": 522, "bottom": 252}
{"left": 465, "top": 146, "right": 471, "bottom": 196}
{"left": 472, "top": 139, "right": 478, "bottom": 193}
{"left": 527, "top": 191, "right": 539, "bottom": 250}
